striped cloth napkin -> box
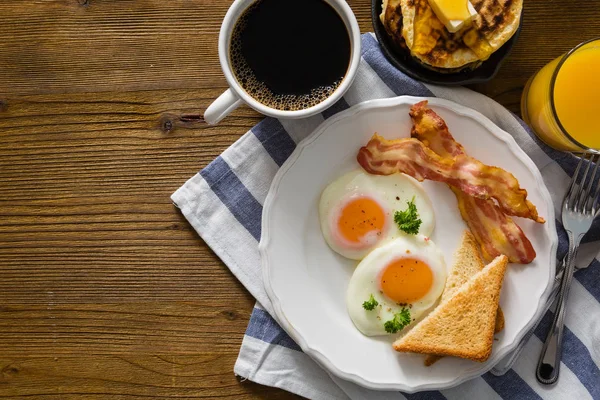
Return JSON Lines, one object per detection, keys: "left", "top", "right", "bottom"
{"left": 172, "top": 33, "right": 600, "bottom": 400}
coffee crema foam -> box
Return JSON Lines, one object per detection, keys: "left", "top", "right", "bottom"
{"left": 230, "top": 8, "right": 343, "bottom": 111}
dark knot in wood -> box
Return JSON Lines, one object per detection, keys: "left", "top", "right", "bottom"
{"left": 221, "top": 310, "right": 237, "bottom": 321}
{"left": 180, "top": 114, "right": 204, "bottom": 124}
{"left": 159, "top": 113, "right": 204, "bottom": 134}
{"left": 162, "top": 119, "right": 173, "bottom": 133}
{"left": 1, "top": 365, "right": 19, "bottom": 378}
{"left": 0, "top": 100, "right": 7, "bottom": 112}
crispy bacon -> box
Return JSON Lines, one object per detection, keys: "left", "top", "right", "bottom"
{"left": 409, "top": 101, "right": 465, "bottom": 157}
{"left": 409, "top": 101, "right": 536, "bottom": 263}
{"left": 357, "top": 135, "right": 544, "bottom": 223}
{"left": 454, "top": 187, "right": 536, "bottom": 263}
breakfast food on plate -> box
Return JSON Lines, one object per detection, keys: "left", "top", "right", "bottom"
{"left": 357, "top": 101, "right": 544, "bottom": 265}
{"left": 408, "top": 101, "right": 536, "bottom": 263}
{"left": 319, "top": 168, "right": 448, "bottom": 336}
{"left": 357, "top": 135, "right": 544, "bottom": 223}
{"left": 380, "top": 0, "right": 522, "bottom": 71}
{"left": 393, "top": 254, "right": 508, "bottom": 362}
{"left": 319, "top": 102, "right": 540, "bottom": 361}
{"left": 453, "top": 189, "right": 535, "bottom": 263}
{"left": 424, "top": 231, "right": 504, "bottom": 366}
{"left": 346, "top": 235, "right": 447, "bottom": 336}
{"left": 319, "top": 169, "right": 435, "bottom": 260}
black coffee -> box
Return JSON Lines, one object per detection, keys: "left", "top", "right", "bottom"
{"left": 230, "top": 0, "right": 351, "bottom": 111}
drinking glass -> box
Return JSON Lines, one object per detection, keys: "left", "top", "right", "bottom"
{"left": 521, "top": 38, "right": 600, "bottom": 152}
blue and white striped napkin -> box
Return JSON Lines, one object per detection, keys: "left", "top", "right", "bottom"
{"left": 172, "top": 33, "right": 600, "bottom": 400}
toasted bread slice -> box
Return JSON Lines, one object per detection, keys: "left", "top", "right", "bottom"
{"left": 424, "top": 312, "right": 504, "bottom": 365}
{"left": 424, "top": 232, "right": 505, "bottom": 366}
{"left": 394, "top": 255, "right": 508, "bottom": 362}
{"left": 495, "top": 307, "right": 505, "bottom": 332}
{"left": 442, "top": 231, "right": 505, "bottom": 332}
{"left": 441, "top": 231, "right": 485, "bottom": 302}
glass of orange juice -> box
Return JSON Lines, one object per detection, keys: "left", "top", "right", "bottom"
{"left": 521, "top": 38, "right": 600, "bottom": 152}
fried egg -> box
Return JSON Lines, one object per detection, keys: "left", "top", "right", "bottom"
{"left": 347, "top": 235, "right": 447, "bottom": 336}
{"left": 319, "top": 169, "right": 435, "bottom": 260}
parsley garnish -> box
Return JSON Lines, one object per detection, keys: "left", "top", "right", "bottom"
{"left": 394, "top": 196, "right": 422, "bottom": 235}
{"left": 362, "top": 294, "right": 379, "bottom": 311}
{"left": 384, "top": 308, "right": 411, "bottom": 333}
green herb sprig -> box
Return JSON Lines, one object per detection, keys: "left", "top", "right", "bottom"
{"left": 394, "top": 196, "right": 422, "bottom": 235}
{"left": 362, "top": 294, "right": 379, "bottom": 311}
{"left": 384, "top": 308, "right": 411, "bottom": 333}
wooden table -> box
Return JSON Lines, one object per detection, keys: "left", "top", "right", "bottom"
{"left": 1, "top": 1, "right": 597, "bottom": 398}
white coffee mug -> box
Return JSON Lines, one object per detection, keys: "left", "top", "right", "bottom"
{"left": 204, "top": 0, "right": 361, "bottom": 125}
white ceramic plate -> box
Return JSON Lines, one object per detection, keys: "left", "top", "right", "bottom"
{"left": 260, "top": 96, "right": 557, "bottom": 392}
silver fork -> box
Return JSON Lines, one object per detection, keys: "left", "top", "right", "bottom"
{"left": 489, "top": 257, "right": 574, "bottom": 376}
{"left": 536, "top": 152, "right": 600, "bottom": 385}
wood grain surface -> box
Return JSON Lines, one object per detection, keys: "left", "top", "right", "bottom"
{"left": 0, "top": 0, "right": 598, "bottom": 398}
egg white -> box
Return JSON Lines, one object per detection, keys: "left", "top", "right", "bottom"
{"left": 319, "top": 169, "right": 435, "bottom": 260}
{"left": 346, "top": 235, "right": 447, "bottom": 336}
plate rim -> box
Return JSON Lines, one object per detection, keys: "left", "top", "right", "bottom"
{"left": 260, "top": 95, "right": 558, "bottom": 392}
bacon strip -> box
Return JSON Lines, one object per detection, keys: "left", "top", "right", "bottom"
{"left": 454, "top": 188, "right": 536, "bottom": 263}
{"left": 357, "top": 135, "right": 544, "bottom": 223}
{"left": 409, "top": 101, "right": 536, "bottom": 263}
{"left": 409, "top": 101, "right": 465, "bottom": 157}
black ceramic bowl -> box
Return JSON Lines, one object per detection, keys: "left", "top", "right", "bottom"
{"left": 371, "top": 0, "right": 521, "bottom": 85}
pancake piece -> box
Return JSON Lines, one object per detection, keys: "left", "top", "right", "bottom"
{"left": 472, "top": 0, "right": 522, "bottom": 51}
{"left": 380, "top": 0, "right": 389, "bottom": 23}
{"left": 381, "top": 0, "right": 408, "bottom": 50}
{"left": 383, "top": 0, "right": 522, "bottom": 70}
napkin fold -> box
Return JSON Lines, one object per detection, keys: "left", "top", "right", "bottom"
{"left": 172, "top": 33, "right": 600, "bottom": 400}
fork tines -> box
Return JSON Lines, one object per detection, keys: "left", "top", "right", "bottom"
{"left": 567, "top": 152, "right": 600, "bottom": 215}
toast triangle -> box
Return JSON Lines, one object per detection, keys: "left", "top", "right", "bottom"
{"left": 394, "top": 254, "right": 508, "bottom": 362}
{"left": 424, "top": 231, "right": 505, "bottom": 366}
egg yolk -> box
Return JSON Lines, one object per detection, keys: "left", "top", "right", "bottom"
{"left": 380, "top": 258, "right": 433, "bottom": 304}
{"left": 337, "top": 197, "right": 386, "bottom": 244}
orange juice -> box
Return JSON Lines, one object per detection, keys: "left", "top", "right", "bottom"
{"left": 522, "top": 38, "right": 600, "bottom": 151}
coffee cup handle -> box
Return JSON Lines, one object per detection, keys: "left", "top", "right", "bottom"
{"left": 204, "top": 89, "right": 244, "bottom": 125}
